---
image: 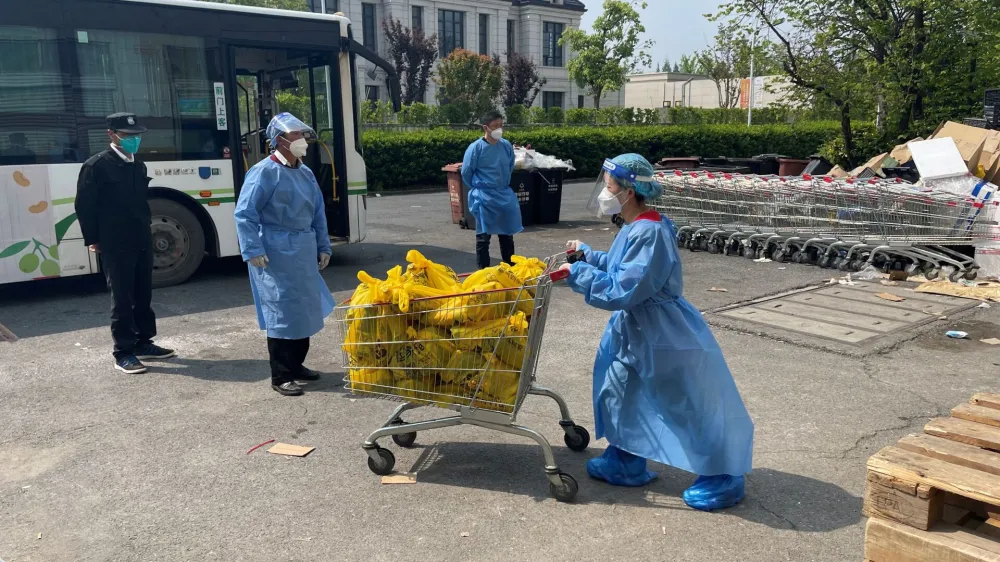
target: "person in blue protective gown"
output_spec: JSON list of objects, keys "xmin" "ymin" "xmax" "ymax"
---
[
  {"xmin": 462, "ymin": 110, "xmax": 523, "ymax": 269},
  {"xmin": 234, "ymin": 112, "xmax": 334, "ymax": 397},
  {"xmin": 557, "ymin": 153, "xmax": 755, "ymax": 511}
]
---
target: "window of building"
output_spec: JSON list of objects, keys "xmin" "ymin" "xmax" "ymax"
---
[
  {"xmin": 542, "ymin": 91, "xmax": 564, "ymax": 110},
  {"xmin": 506, "ymin": 20, "xmax": 515, "ymax": 55},
  {"xmin": 307, "ymin": 0, "xmax": 338, "ymax": 14},
  {"xmin": 542, "ymin": 21, "xmax": 564, "ymax": 67},
  {"xmin": 412, "ymin": 6, "xmax": 424, "ymax": 33},
  {"xmin": 438, "ymin": 10, "xmax": 465, "ymax": 57},
  {"xmin": 76, "ymin": 30, "xmax": 223, "ymax": 161},
  {"xmin": 479, "ymin": 14, "xmax": 489, "ymax": 54},
  {"xmin": 0, "ymin": 26, "xmax": 75, "ymax": 165},
  {"xmin": 578, "ymin": 95, "xmax": 585, "ymax": 109},
  {"xmin": 365, "ymin": 85, "xmax": 379, "ymax": 106},
  {"xmin": 362, "ymin": 3, "xmax": 377, "ymax": 51}
]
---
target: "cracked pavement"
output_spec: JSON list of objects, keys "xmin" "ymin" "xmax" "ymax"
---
[{"xmin": 1, "ymin": 181, "xmax": 998, "ymax": 562}]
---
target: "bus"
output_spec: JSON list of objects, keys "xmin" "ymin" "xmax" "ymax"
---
[{"xmin": 0, "ymin": 0, "xmax": 400, "ymax": 287}]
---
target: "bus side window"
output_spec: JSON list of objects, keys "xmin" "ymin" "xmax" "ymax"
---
[{"xmin": 0, "ymin": 26, "xmax": 78, "ymax": 165}]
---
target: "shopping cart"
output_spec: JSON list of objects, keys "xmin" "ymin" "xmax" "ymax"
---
[
  {"xmin": 651, "ymin": 170, "xmax": 1000, "ymax": 281},
  {"xmin": 332, "ymin": 252, "xmax": 590, "ymax": 502}
]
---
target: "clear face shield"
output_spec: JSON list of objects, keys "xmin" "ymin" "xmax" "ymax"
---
[
  {"xmin": 587, "ymin": 159, "xmax": 655, "ymax": 218},
  {"xmin": 267, "ymin": 112, "xmax": 317, "ymax": 149}
]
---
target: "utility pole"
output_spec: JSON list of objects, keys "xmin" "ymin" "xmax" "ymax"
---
[{"xmin": 747, "ymin": 29, "xmax": 757, "ymax": 127}]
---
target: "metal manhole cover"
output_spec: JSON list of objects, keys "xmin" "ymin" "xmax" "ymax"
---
[{"xmin": 714, "ymin": 282, "xmax": 981, "ymax": 345}]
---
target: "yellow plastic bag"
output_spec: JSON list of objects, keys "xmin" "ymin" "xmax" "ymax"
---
[
  {"xmin": 388, "ymin": 326, "xmax": 457, "ymax": 381},
  {"xmin": 347, "ymin": 368, "xmax": 393, "ymax": 394},
  {"xmin": 510, "ymin": 255, "xmax": 546, "ymax": 283},
  {"xmin": 463, "ymin": 353, "xmax": 520, "ymax": 406},
  {"xmin": 394, "ymin": 379, "xmax": 470, "ymax": 406},
  {"xmin": 405, "ymin": 249, "xmax": 459, "ymax": 290},
  {"xmin": 342, "ymin": 271, "xmax": 408, "ymax": 367},
  {"xmin": 425, "ymin": 282, "xmax": 502, "ymax": 327},
  {"xmin": 439, "ymin": 349, "xmax": 487, "ymax": 385},
  {"xmin": 451, "ymin": 312, "xmax": 529, "ymax": 358},
  {"xmin": 399, "ymin": 282, "xmax": 454, "ymax": 314}
]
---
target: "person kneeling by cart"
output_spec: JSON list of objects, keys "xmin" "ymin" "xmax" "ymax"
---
[{"xmin": 558, "ymin": 153, "xmax": 755, "ymax": 511}]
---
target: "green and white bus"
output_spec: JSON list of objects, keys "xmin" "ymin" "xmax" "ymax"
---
[{"xmin": 0, "ymin": 0, "xmax": 399, "ymax": 287}]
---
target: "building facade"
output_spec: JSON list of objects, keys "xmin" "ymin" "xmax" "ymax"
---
[
  {"xmin": 307, "ymin": 0, "xmax": 622, "ymax": 110},
  {"xmin": 624, "ymin": 71, "xmax": 794, "ymax": 111}
]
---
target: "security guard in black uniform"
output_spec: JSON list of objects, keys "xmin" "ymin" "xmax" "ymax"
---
[{"xmin": 75, "ymin": 113, "xmax": 175, "ymax": 374}]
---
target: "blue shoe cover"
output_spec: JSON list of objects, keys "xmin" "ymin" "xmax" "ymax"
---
[
  {"xmin": 683, "ymin": 475, "xmax": 745, "ymax": 511},
  {"xmin": 585, "ymin": 446, "xmax": 658, "ymax": 487}
]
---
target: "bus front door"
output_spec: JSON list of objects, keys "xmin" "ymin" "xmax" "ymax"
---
[{"xmin": 230, "ymin": 46, "xmax": 347, "ymax": 241}]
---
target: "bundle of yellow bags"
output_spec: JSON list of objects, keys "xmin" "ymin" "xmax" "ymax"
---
[{"xmin": 342, "ymin": 251, "xmax": 546, "ymax": 412}]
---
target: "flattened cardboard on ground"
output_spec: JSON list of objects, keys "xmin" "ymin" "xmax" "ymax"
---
[
  {"xmin": 267, "ymin": 443, "xmax": 315, "ymax": 457},
  {"xmin": 931, "ymin": 121, "xmax": 990, "ymax": 172},
  {"xmin": 381, "ymin": 473, "xmax": 418, "ymax": 485}
]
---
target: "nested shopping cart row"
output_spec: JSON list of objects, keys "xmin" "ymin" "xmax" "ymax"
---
[{"xmin": 651, "ymin": 170, "xmax": 999, "ymax": 282}]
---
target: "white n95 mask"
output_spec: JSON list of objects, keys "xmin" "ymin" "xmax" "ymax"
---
[
  {"xmin": 289, "ymin": 138, "xmax": 309, "ymax": 158},
  {"xmin": 597, "ymin": 187, "xmax": 624, "ymax": 216}
]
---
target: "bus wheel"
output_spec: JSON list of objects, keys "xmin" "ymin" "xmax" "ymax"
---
[{"xmin": 149, "ymin": 198, "xmax": 206, "ymax": 288}]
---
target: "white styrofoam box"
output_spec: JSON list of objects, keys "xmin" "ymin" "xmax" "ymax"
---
[{"xmin": 909, "ymin": 138, "xmax": 969, "ymax": 180}]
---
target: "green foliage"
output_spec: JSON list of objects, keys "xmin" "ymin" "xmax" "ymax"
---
[
  {"xmin": 435, "ymin": 50, "xmax": 504, "ymax": 125},
  {"xmin": 505, "ymin": 105, "xmax": 530, "ymax": 125},
  {"xmin": 361, "ymin": 122, "xmax": 843, "ymax": 190},
  {"xmin": 566, "ymin": 108, "xmax": 597, "ymax": 125},
  {"xmin": 529, "ymin": 106, "xmax": 548, "ymax": 124},
  {"xmin": 397, "ymin": 103, "xmax": 439, "ymax": 126},
  {"xmin": 361, "ymin": 100, "xmax": 394, "ymax": 124},
  {"xmin": 546, "ymin": 107, "xmax": 565, "ymax": 125},
  {"xmin": 817, "ymin": 123, "xmax": 881, "ymax": 169},
  {"xmin": 559, "ymin": 0, "xmax": 653, "ymax": 108}
]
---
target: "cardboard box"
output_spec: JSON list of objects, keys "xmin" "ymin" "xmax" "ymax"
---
[
  {"xmin": 850, "ymin": 153, "xmax": 889, "ymax": 177},
  {"xmin": 828, "ymin": 165, "xmax": 848, "ymax": 178},
  {"xmin": 930, "ymin": 121, "xmax": 989, "ymax": 172},
  {"xmin": 979, "ymin": 131, "xmax": 1000, "ymax": 182},
  {"xmin": 889, "ymin": 137, "xmax": 923, "ymax": 164}
]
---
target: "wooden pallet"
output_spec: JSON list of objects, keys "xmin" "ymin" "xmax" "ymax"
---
[{"xmin": 863, "ymin": 393, "xmax": 1000, "ymax": 562}]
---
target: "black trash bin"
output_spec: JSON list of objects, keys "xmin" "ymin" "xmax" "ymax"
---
[
  {"xmin": 461, "ymin": 171, "xmax": 538, "ymax": 230},
  {"xmin": 534, "ymin": 168, "xmax": 565, "ymax": 225},
  {"xmin": 754, "ymin": 154, "xmax": 785, "ymax": 175}
]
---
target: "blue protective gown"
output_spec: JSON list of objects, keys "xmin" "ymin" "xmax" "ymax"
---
[
  {"xmin": 234, "ymin": 156, "xmax": 335, "ymax": 340},
  {"xmin": 567, "ymin": 213, "xmax": 754, "ymax": 477},
  {"xmin": 461, "ymin": 138, "xmax": 523, "ymax": 236}
]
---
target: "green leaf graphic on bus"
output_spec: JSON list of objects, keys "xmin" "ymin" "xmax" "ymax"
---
[
  {"xmin": 0, "ymin": 240, "xmax": 30, "ymax": 259},
  {"xmin": 1, "ymin": 238, "xmax": 61, "ymax": 278}
]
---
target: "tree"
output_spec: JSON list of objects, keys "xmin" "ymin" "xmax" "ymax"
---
[
  {"xmin": 678, "ymin": 54, "xmax": 700, "ymax": 74},
  {"xmin": 502, "ymin": 52, "xmax": 548, "ymax": 108},
  {"xmin": 435, "ymin": 49, "xmax": 504, "ymax": 124},
  {"xmin": 559, "ymin": 0, "xmax": 653, "ymax": 108},
  {"xmin": 382, "ymin": 18, "xmax": 438, "ymax": 105},
  {"xmin": 697, "ymin": 22, "xmax": 782, "ymax": 108}
]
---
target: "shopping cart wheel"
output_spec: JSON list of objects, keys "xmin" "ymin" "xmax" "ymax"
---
[
  {"xmin": 924, "ymin": 267, "xmax": 940, "ymax": 280},
  {"xmin": 563, "ymin": 425, "xmax": 591, "ymax": 452},
  {"xmin": 948, "ymin": 269, "xmax": 964, "ymax": 283},
  {"xmin": 550, "ymin": 472, "xmax": 579, "ymax": 503},
  {"xmin": 459, "ymin": 219, "xmax": 468, "ymax": 230},
  {"xmin": 392, "ymin": 431, "xmax": 417, "ymax": 448},
  {"xmin": 367, "ymin": 447, "xmax": 396, "ymax": 476},
  {"xmin": 964, "ymin": 270, "xmax": 978, "ymax": 281},
  {"xmin": 743, "ymin": 245, "xmax": 756, "ymax": 259},
  {"xmin": 772, "ymin": 250, "xmax": 786, "ymax": 263}
]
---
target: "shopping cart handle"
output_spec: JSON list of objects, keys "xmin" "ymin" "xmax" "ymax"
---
[
  {"xmin": 566, "ymin": 249, "xmax": 585, "ymax": 264},
  {"xmin": 550, "ymin": 269, "xmax": 571, "ymax": 282}
]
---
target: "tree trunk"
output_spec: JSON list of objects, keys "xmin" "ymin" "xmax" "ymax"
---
[
  {"xmin": 840, "ymin": 103, "xmax": 856, "ymax": 168},
  {"xmin": 593, "ymin": 87, "xmax": 603, "ymax": 109},
  {"xmin": 898, "ymin": 4, "xmax": 926, "ymax": 134},
  {"xmin": 876, "ymin": 89, "xmax": 886, "ymax": 135}
]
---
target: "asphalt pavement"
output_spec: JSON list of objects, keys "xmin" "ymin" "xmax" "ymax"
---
[{"xmin": 1, "ymin": 180, "xmax": 997, "ymax": 562}]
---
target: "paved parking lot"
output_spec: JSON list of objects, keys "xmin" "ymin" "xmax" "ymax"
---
[{"xmin": 1, "ymin": 181, "xmax": 997, "ymax": 562}]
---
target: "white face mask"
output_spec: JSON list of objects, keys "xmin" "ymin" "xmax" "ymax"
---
[
  {"xmin": 288, "ymin": 138, "xmax": 309, "ymax": 158},
  {"xmin": 597, "ymin": 187, "xmax": 625, "ymax": 216},
  {"xmin": 489, "ymin": 127, "xmax": 503, "ymax": 141}
]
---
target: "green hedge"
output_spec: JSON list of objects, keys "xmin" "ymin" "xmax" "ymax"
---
[{"xmin": 360, "ymin": 122, "xmax": 844, "ymax": 191}]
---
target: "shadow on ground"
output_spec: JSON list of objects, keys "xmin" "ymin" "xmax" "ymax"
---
[
  {"xmin": 403, "ymin": 441, "xmax": 861, "ymax": 533},
  {"xmin": 0, "ymin": 244, "xmax": 478, "ymax": 339}
]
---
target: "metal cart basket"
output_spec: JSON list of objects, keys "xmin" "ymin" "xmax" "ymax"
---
[{"xmin": 332, "ymin": 253, "xmax": 589, "ymax": 502}]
